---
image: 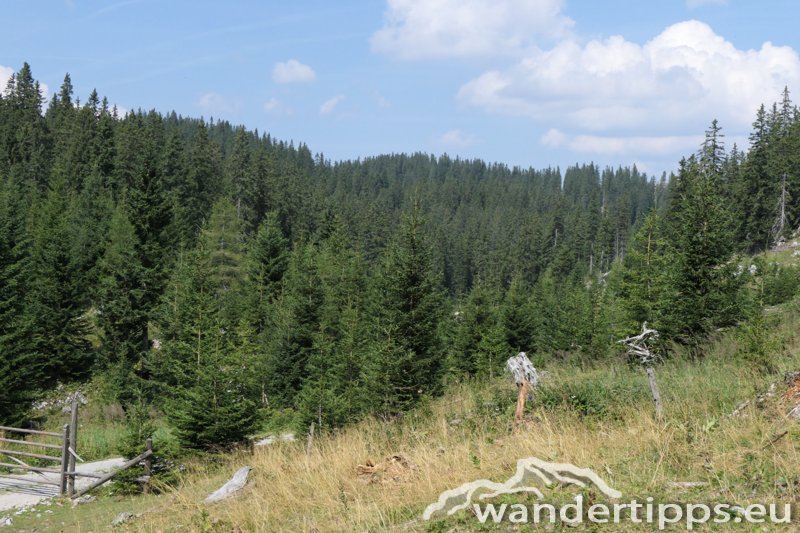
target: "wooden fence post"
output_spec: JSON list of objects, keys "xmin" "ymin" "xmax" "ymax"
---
[
  {"xmin": 71, "ymin": 448, "xmax": 153, "ymax": 499},
  {"xmin": 143, "ymin": 438, "xmax": 153, "ymax": 494},
  {"xmin": 645, "ymin": 367, "xmax": 663, "ymax": 420},
  {"xmin": 506, "ymin": 352, "xmax": 540, "ymax": 431},
  {"xmin": 59, "ymin": 424, "xmax": 70, "ymax": 496},
  {"xmin": 514, "ymin": 380, "xmax": 529, "ymax": 430},
  {"xmin": 67, "ymin": 398, "xmax": 78, "ymax": 496},
  {"xmin": 305, "ymin": 422, "xmax": 315, "ymax": 457}
]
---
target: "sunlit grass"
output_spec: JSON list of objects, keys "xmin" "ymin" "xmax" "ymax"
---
[{"xmin": 109, "ymin": 311, "xmax": 800, "ymax": 532}]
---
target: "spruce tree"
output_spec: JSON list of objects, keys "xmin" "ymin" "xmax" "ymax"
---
[
  {"xmin": 201, "ymin": 198, "xmax": 247, "ymax": 304},
  {"xmin": 663, "ymin": 150, "xmax": 744, "ymax": 338},
  {"xmin": 96, "ymin": 205, "xmax": 148, "ymax": 401},
  {"xmin": 225, "ymin": 127, "xmax": 256, "ymax": 229},
  {"xmin": 369, "ymin": 205, "xmax": 445, "ymax": 412},
  {"xmin": 247, "ymin": 210, "xmax": 289, "ymax": 331},
  {"xmin": 154, "ymin": 238, "xmax": 257, "ymax": 449},
  {"xmin": 173, "ymin": 120, "xmax": 219, "ymax": 244},
  {"xmin": 615, "ymin": 211, "xmax": 673, "ymax": 332},
  {"xmin": 263, "ymin": 241, "xmax": 323, "ymax": 407},
  {"xmin": 0, "ymin": 176, "xmax": 37, "ymax": 424},
  {"xmin": 502, "ymin": 272, "xmax": 534, "ymax": 353},
  {"xmin": 23, "ymin": 179, "xmax": 92, "ymax": 385},
  {"xmin": 445, "ymin": 281, "xmax": 504, "ymax": 378},
  {"xmin": 296, "ymin": 224, "xmax": 370, "ymax": 429},
  {"xmin": 2, "ymin": 64, "xmax": 50, "ymax": 191}
]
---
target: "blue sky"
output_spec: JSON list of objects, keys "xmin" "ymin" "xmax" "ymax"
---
[{"xmin": 3, "ymin": 0, "xmax": 800, "ymax": 177}]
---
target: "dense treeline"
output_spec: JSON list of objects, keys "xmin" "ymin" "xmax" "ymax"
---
[{"xmin": 1, "ymin": 64, "xmax": 797, "ymax": 449}]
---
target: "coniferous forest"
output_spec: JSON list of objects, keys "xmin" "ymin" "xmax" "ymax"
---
[{"xmin": 2, "ymin": 63, "xmax": 800, "ymax": 451}]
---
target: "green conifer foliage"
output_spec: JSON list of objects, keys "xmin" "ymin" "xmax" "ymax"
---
[
  {"xmin": 96, "ymin": 205, "xmax": 147, "ymax": 400},
  {"xmin": 369, "ymin": 205, "xmax": 445, "ymax": 412},
  {"xmin": 0, "ymin": 176, "xmax": 37, "ymax": 424}
]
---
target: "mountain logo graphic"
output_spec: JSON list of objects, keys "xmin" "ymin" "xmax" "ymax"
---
[{"xmin": 423, "ymin": 456, "xmax": 621, "ymax": 520}]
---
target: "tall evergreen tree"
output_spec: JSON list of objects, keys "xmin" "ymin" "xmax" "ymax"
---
[
  {"xmin": 1, "ymin": 64, "xmax": 50, "ymax": 192},
  {"xmin": 154, "ymin": 236, "xmax": 257, "ymax": 449},
  {"xmin": 23, "ymin": 179, "xmax": 92, "ymax": 385},
  {"xmin": 662, "ymin": 150, "xmax": 744, "ymax": 338},
  {"xmin": 502, "ymin": 272, "xmax": 534, "ymax": 353},
  {"xmin": 445, "ymin": 280, "xmax": 507, "ymax": 378},
  {"xmin": 614, "ymin": 211, "xmax": 673, "ymax": 332},
  {"xmin": 368, "ymin": 205, "xmax": 445, "ymax": 412},
  {"xmin": 173, "ymin": 120, "xmax": 220, "ymax": 244},
  {"xmin": 200, "ymin": 197, "xmax": 247, "ymax": 304},
  {"xmin": 296, "ymin": 224, "xmax": 370, "ymax": 429},
  {"xmin": 96, "ymin": 205, "xmax": 148, "ymax": 401},
  {"xmin": 0, "ymin": 176, "xmax": 36, "ymax": 424},
  {"xmin": 263, "ymin": 241, "xmax": 323, "ymax": 407}
]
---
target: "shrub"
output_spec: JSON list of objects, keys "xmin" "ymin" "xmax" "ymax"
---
[
  {"xmin": 536, "ymin": 376, "xmax": 648, "ymax": 419},
  {"xmin": 736, "ymin": 314, "xmax": 783, "ymax": 373},
  {"xmin": 761, "ymin": 263, "xmax": 800, "ymax": 306}
]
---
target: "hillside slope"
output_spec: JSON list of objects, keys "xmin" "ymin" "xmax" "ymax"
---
[{"xmin": 11, "ymin": 276, "xmax": 800, "ymax": 532}]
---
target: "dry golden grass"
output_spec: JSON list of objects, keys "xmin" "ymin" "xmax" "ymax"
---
[
  {"xmin": 121, "ymin": 342, "xmax": 800, "ymax": 532},
  {"xmin": 74, "ymin": 301, "xmax": 796, "ymax": 532}
]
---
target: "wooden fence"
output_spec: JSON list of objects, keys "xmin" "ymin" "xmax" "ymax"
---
[
  {"xmin": 0, "ymin": 422, "xmax": 74, "ymax": 495},
  {"xmin": 0, "ymin": 398, "xmax": 152, "ymax": 498}
]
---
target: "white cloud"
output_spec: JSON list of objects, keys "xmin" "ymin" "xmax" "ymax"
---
[
  {"xmin": 0, "ymin": 65, "xmax": 13, "ymax": 94},
  {"xmin": 272, "ymin": 59, "xmax": 316, "ymax": 84},
  {"xmin": 263, "ymin": 97, "xmax": 291, "ymax": 115},
  {"xmin": 376, "ymin": 94, "xmax": 391, "ymax": 109},
  {"xmin": 540, "ymin": 128, "xmax": 703, "ymax": 156},
  {"xmin": 263, "ymin": 97, "xmax": 280, "ymax": 112},
  {"xmin": 438, "ymin": 129, "xmax": 478, "ymax": 148},
  {"xmin": 197, "ymin": 92, "xmax": 240, "ymax": 115},
  {"xmin": 371, "ymin": 0, "xmax": 573, "ymax": 59},
  {"xmin": 686, "ymin": 0, "xmax": 727, "ymax": 8},
  {"xmin": 540, "ymin": 128, "xmax": 567, "ymax": 148},
  {"xmin": 319, "ymin": 95, "xmax": 344, "ymax": 115},
  {"xmin": 459, "ymin": 20, "xmax": 800, "ymax": 138}
]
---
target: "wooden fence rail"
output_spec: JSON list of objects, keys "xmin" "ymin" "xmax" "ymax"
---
[
  {"xmin": 1, "ymin": 399, "xmax": 153, "ymax": 497},
  {"xmin": 0, "ymin": 426, "xmax": 62, "ymax": 437},
  {"xmin": 0, "ymin": 423, "xmax": 67, "ymax": 492},
  {"xmin": 0, "ymin": 437, "xmax": 62, "ymax": 450},
  {"xmin": 71, "ymin": 442, "xmax": 153, "ymax": 499}
]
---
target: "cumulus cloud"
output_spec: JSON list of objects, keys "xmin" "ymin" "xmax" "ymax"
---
[
  {"xmin": 542, "ymin": 129, "xmax": 704, "ymax": 156},
  {"xmin": 438, "ymin": 129, "xmax": 478, "ymax": 148},
  {"xmin": 459, "ymin": 20, "xmax": 800, "ymax": 144},
  {"xmin": 263, "ymin": 97, "xmax": 294, "ymax": 116},
  {"xmin": 197, "ymin": 92, "xmax": 240, "ymax": 115},
  {"xmin": 272, "ymin": 59, "xmax": 316, "ymax": 84},
  {"xmin": 263, "ymin": 97, "xmax": 280, "ymax": 112},
  {"xmin": 540, "ymin": 128, "xmax": 567, "ymax": 148},
  {"xmin": 263, "ymin": 97, "xmax": 291, "ymax": 115},
  {"xmin": 371, "ymin": 0, "xmax": 573, "ymax": 59},
  {"xmin": 320, "ymin": 95, "xmax": 344, "ymax": 115},
  {"xmin": 0, "ymin": 65, "xmax": 13, "ymax": 94}
]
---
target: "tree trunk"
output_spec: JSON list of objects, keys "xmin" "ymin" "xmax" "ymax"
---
[
  {"xmin": 514, "ymin": 380, "xmax": 529, "ymax": 429},
  {"xmin": 646, "ymin": 367, "xmax": 663, "ymax": 420}
]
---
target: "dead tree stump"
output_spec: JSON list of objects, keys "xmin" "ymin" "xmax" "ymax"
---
[
  {"xmin": 619, "ymin": 323, "xmax": 663, "ymax": 420},
  {"xmin": 506, "ymin": 352, "xmax": 540, "ymax": 430}
]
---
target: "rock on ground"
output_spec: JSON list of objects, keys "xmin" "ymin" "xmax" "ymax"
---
[{"xmin": 205, "ymin": 467, "xmax": 252, "ymax": 503}]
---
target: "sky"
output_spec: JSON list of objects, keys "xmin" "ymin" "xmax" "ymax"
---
[{"xmin": 2, "ymin": 0, "xmax": 800, "ymax": 177}]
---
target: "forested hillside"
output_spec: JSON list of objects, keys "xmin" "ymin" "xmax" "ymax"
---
[{"xmin": 1, "ymin": 64, "xmax": 799, "ymax": 451}]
